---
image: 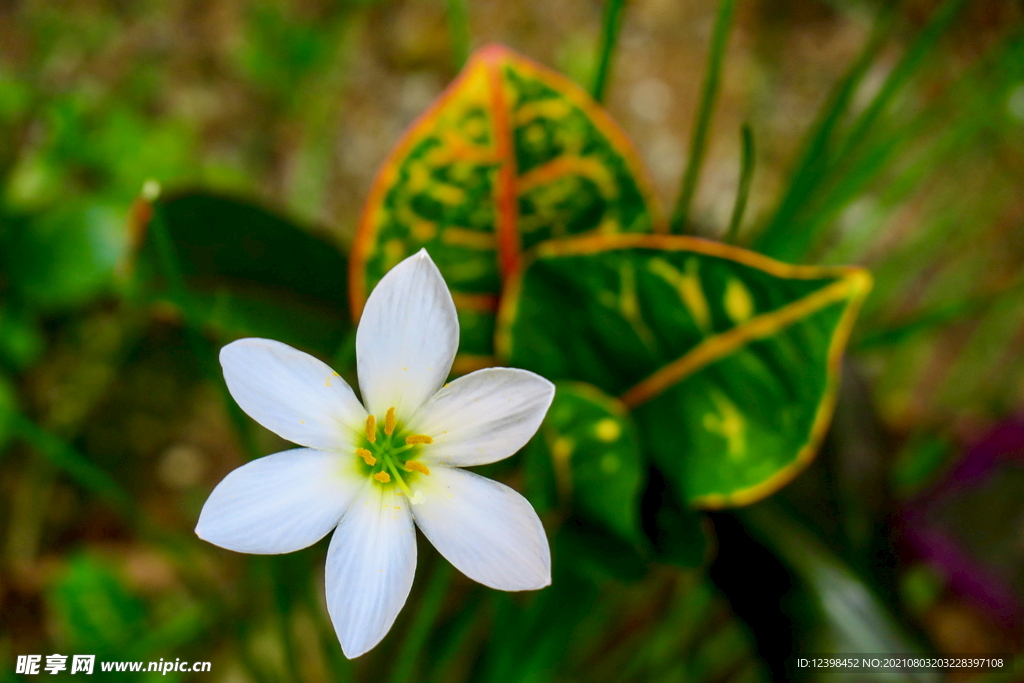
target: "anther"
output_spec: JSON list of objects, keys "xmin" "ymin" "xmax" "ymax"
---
[
  {"xmin": 384, "ymin": 407, "xmax": 396, "ymax": 436},
  {"xmin": 405, "ymin": 460, "xmax": 431, "ymax": 476},
  {"xmin": 365, "ymin": 415, "xmax": 377, "ymax": 443},
  {"xmin": 405, "ymin": 434, "xmax": 433, "ymax": 445},
  {"xmin": 356, "ymin": 448, "xmax": 376, "ymax": 466},
  {"xmin": 373, "ymin": 471, "xmax": 391, "ymax": 483}
]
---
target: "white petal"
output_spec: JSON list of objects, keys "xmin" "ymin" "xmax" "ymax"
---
[
  {"xmin": 325, "ymin": 483, "xmax": 417, "ymax": 658},
  {"xmin": 411, "ymin": 467, "xmax": 550, "ymax": 591},
  {"xmin": 195, "ymin": 448, "xmax": 363, "ymax": 554},
  {"xmin": 409, "ymin": 368, "xmax": 555, "ymax": 467},
  {"xmin": 220, "ymin": 338, "xmax": 367, "ymax": 451},
  {"xmin": 356, "ymin": 249, "xmax": 458, "ymax": 419}
]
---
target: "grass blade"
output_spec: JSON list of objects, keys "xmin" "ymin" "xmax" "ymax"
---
[
  {"xmin": 670, "ymin": 0, "xmax": 737, "ymax": 233},
  {"xmin": 591, "ymin": 0, "xmax": 627, "ymax": 103},
  {"xmin": 446, "ymin": 0, "xmax": 471, "ymax": 71},
  {"xmin": 752, "ymin": 7, "xmax": 895, "ymax": 259},
  {"xmin": 755, "ymin": 1, "xmax": 965, "ymax": 262},
  {"xmin": 725, "ymin": 123, "xmax": 754, "ymax": 244},
  {"xmin": 801, "ymin": 0, "xmax": 969, "ymax": 256},
  {"xmin": 8, "ymin": 411, "xmax": 135, "ymax": 518},
  {"xmin": 830, "ymin": 0, "xmax": 966, "ymax": 170},
  {"xmin": 743, "ymin": 502, "xmax": 932, "ymax": 671},
  {"xmin": 388, "ymin": 562, "xmax": 453, "ymax": 683}
]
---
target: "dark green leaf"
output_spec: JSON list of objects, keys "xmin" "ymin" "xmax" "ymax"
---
[
  {"xmin": 137, "ymin": 192, "xmax": 351, "ymax": 357},
  {"xmin": 557, "ymin": 517, "xmax": 648, "ymax": 583}
]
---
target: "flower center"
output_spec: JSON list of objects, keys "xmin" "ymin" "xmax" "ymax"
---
[{"xmin": 355, "ymin": 407, "xmax": 433, "ymax": 498}]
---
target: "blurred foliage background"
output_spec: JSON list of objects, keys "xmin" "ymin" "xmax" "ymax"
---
[{"xmin": 1, "ymin": 0, "xmax": 1023, "ymax": 681}]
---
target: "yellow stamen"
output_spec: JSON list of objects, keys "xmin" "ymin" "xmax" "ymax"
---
[
  {"xmin": 373, "ymin": 471, "xmax": 391, "ymax": 483},
  {"xmin": 365, "ymin": 415, "xmax": 377, "ymax": 443},
  {"xmin": 384, "ymin": 407, "xmax": 396, "ymax": 436},
  {"xmin": 405, "ymin": 434, "xmax": 434, "ymax": 445},
  {"xmin": 356, "ymin": 448, "xmax": 376, "ymax": 466},
  {"xmin": 405, "ymin": 460, "xmax": 431, "ymax": 476}
]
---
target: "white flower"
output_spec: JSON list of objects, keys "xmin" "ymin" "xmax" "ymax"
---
[{"xmin": 195, "ymin": 250, "xmax": 554, "ymax": 659}]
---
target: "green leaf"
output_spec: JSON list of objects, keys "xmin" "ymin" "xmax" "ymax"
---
[
  {"xmin": 0, "ymin": 304, "xmax": 43, "ymax": 369},
  {"xmin": 498, "ymin": 234, "xmax": 871, "ymax": 508},
  {"xmin": 136, "ymin": 192, "xmax": 351, "ymax": 357},
  {"xmin": 350, "ymin": 44, "xmax": 663, "ymax": 371},
  {"xmin": 525, "ymin": 382, "xmax": 644, "ymax": 542},
  {"xmin": 126, "ymin": 604, "xmax": 207, "ymax": 663},
  {"xmin": 48, "ymin": 554, "xmax": 148, "ymax": 656},
  {"xmin": 2, "ymin": 201, "xmax": 127, "ymax": 310}
]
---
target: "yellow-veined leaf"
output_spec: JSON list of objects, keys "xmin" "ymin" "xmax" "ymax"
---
[
  {"xmin": 497, "ymin": 234, "xmax": 871, "ymax": 508},
  {"xmin": 350, "ymin": 45, "xmax": 663, "ymax": 372},
  {"xmin": 523, "ymin": 382, "xmax": 645, "ymax": 543}
]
